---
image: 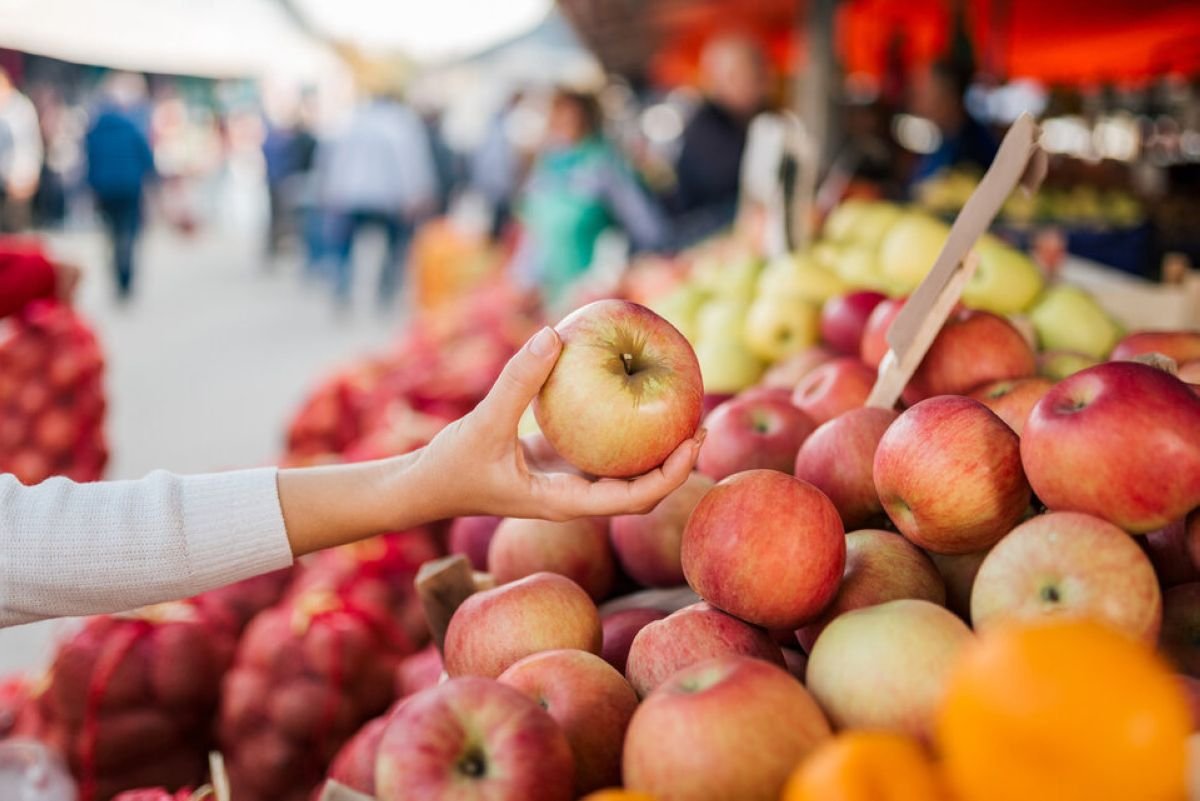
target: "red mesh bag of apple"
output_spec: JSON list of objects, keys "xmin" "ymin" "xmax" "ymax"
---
[
  {"xmin": 187, "ymin": 566, "xmax": 296, "ymax": 636},
  {"xmin": 18, "ymin": 603, "xmax": 238, "ymax": 801},
  {"xmin": 112, "ymin": 788, "xmax": 207, "ymax": 801},
  {"xmin": 283, "ymin": 362, "xmax": 386, "ymax": 464},
  {"xmin": 0, "ymin": 299, "xmax": 107, "ymax": 485}
]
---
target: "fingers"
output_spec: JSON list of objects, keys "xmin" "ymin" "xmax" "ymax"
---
[{"xmin": 477, "ymin": 327, "xmax": 562, "ymax": 431}]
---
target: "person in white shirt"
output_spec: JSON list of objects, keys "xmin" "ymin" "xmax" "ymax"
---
[
  {"xmin": 0, "ymin": 326, "xmax": 702, "ymax": 628},
  {"xmin": 0, "ymin": 67, "xmax": 43, "ymax": 232}
]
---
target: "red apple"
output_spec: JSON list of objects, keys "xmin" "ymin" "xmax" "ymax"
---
[
  {"xmin": 734, "ymin": 385, "xmax": 793, "ymax": 404},
  {"xmin": 969, "ymin": 376, "xmax": 1055, "ymax": 436},
  {"xmin": 624, "ymin": 601, "xmax": 784, "ymax": 697},
  {"xmin": 904, "ymin": 309, "xmax": 1036, "ymax": 403},
  {"xmin": 791, "ymin": 357, "xmax": 876, "ymax": 425},
  {"xmin": 623, "ymin": 656, "xmax": 831, "ymax": 801},
  {"xmin": 928, "ymin": 549, "xmax": 991, "ymax": 620},
  {"xmin": 499, "ymin": 649, "xmax": 638, "ymax": 794},
  {"xmin": 396, "ymin": 644, "xmax": 443, "ymax": 698},
  {"xmin": 793, "ymin": 407, "xmax": 898, "ymax": 529},
  {"xmin": 682, "ymin": 470, "xmax": 845, "ymax": 629},
  {"xmin": 1160, "ymin": 583, "xmax": 1200, "ymax": 678},
  {"xmin": 600, "ymin": 608, "xmax": 667, "ymax": 674},
  {"xmin": 796, "ymin": 529, "xmax": 946, "ymax": 652},
  {"xmin": 1021, "ymin": 361, "xmax": 1200, "ymax": 533},
  {"xmin": 444, "ymin": 572, "xmax": 602, "ymax": 679},
  {"xmin": 761, "ymin": 345, "xmax": 836, "ymax": 389},
  {"xmin": 31, "ymin": 406, "xmax": 80, "ymax": 455},
  {"xmin": 1179, "ymin": 360, "xmax": 1200, "ymax": 384},
  {"xmin": 610, "ymin": 473, "xmax": 713, "ymax": 587},
  {"xmin": 874, "ymin": 396, "xmax": 1030, "ymax": 554},
  {"xmin": 488, "ymin": 517, "xmax": 614, "ymax": 601},
  {"xmin": 971, "ymin": 512, "xmax": 1162, "ymax": 642},
  {"xmin": 821, "ymin": 291, "xmax": 888, "ymax": 355},
  {"xmin": 375, "ymin": 676, "xmax": 574, "ymax": 801},
  {"xmin": 1142, "ymin": 516, "xmax": 1200, "ymax": 588},
  {"xmin": 1111, "ymin": 331, "xmax": 1200, "ymax": 365},
  {"xmin": 860, "ymin": 297, "xmax": 906, "ymax": 369},
  {"xmin": 535, "ymin": 300, "xmax": 703, "ymax": 478},
  {"xmin": 448, "ymin": 516, "xmax": 501, "ymax": 571},
  {"xmin": 696, "ymin": 397, "xmax": 817, "ymax": 480}
]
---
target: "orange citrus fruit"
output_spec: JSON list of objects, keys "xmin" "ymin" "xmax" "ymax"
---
[
  {"xmin": 578, "ymin": 792, "xmax": 657, "ymax": 801},
  {"xmin": 937, "ymin": 619, "xmax": 1190, "ymax": 801},
  {"xmin": 781, "ymin": 730, "xmax": 948, "ymax": 801}
]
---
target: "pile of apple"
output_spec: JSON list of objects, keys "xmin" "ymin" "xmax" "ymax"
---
[
  {"xmin": 0, "ymin": 299, "xmax": 108, "ymax": 484},
  {"xmin": 310, "ymin": 297, "xmax": 1199, "ymax": 801}
]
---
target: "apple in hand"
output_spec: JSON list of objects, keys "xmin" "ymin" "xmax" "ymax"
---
[
  {"xmin": 601, "ymin": 608, "xmax": 667, "ymax": 674},
  {"xmin": 697, "ymin": 397, "xmax": 817, "ymax": 480},
  {"xmin": 1160, "ymin": 583, "xmax": 1200, "ymax": 678},
  {"xmin": 623, "ymin": 656, "xmax": 831, "ymax": 801},
  {"xmin": 904, "ymin": 309, "xmax": 1036, "ymax": 403},
  {"xmin": 488, "ymin": 517, "xmax": 615, "ymax": 601},
  {"xmin": 928, "ymin": 549, "xmax": 991, "ymax": 620},
  {"xmin": 611, "ymin": 473, "xmax": 713, "ymax": 587},
  {"xmin": 448, "ymin": 516, "xmax": 501, "ymax": 571},
  {"xmin": 375, "ymin": 676, "xmax": 574, "ymax": 801},
  {"xmin": 875, "ymin": 396, "xmax": 1030, "ymax": 554},
  {"xmin": 535, "ymin": 299, "xmax": 703, "ymax": 478},
  {"xmin": 1142, "ymin": 516, "xmax": 1200, "ymax": 589},
  {"xmin": 683, "ymin": 470, "xmax": 845, "ymax": 630},
  {"xmin": 796, "ymin": 529, "xmax": 946, "ymax": 651},
  {"xmin": 761, "ymin": 345, "xmax": 836, "ymax": 388},
  {"xmin": 1111, "ymin": 331, "xmax": 1200, "ymax": 365},
  {"xmin": 860, "ymin": 297, "xmax": 906, "ymax": 369},
  {"xmin": 1021, "ymin": 361, "xmax": 1200, "ymax": 533},
  {"xmin": 791, "ymin": 357, "xmax": 877, "ymax": 425},
  {"xmin": 499, "ymin": 649, "xmax": 639, "ymax": 794},
  {"xmin": 444, "ymin": 572, "xmax": 602, "ymax": 678},
  {"xmin": 624, "ymin": 601, "xmax": 784, "ymax": 697},
  {"xmin": 793, "ymin": 407, "xmax": 898, "ymax": 529},
  {"xmin": 806, "ymin": 599, "xmax": 972, "ymax": 739},
  {"xmin": 971, "ymin": 512, "xmax": 1162, "ymax": 642},
  {"xmin": 820, "ymin": 291, "xmax": 887, "ymax": 355},
  {"xmin": 969, "ymin": 377, "xmax": 1054, "ymax": 436}
]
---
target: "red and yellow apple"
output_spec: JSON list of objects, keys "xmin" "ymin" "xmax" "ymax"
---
[
  {"xmin": 448, "ymin": 516, "xmax": 502, "ymax": 571},
  {"xmin": 820, "ymin": 291, "xmax": 888, "ymax": 356},
  {"xmin": 860, "ymin": 298, "xmax": 906, "ymax": 369},
  {"xmin": 760, "ymin": 345, "xmax": 836, "ymax": 389},
  {"xmin": 610, "ymin": 473, "xmax": 713, "ymax": 588},
  {"xmin": 791, "ymin": 357, "xmax": 877, "ymax": 425},
  {"xmin": 1111, "ymin": 331, "xmax": 1200, "ymax": 365},
  {"xmin": 969, "ymin": 376, "xmax": 1055, "ymax": 436},
  {"xmin": 793, "ymin": 407, "xmax": 898, "ymax": 529},
  {"xmin": 600, "ymin": 608, "xmax": 667, "ymax": 674},
  {"xmin": 697, "ymin": 397, "xmax": 816, "ymax": 480},
  {"xmin": 488, "ymin": 517, "xmax": 614, "ymax": 601},
  {"xmin": 929, "ymin": 548, "xmax": 991, "ymax": 620},
  {"xmin": 904, "ymin": 309, "xmax": 1036, "ymax": 403}
]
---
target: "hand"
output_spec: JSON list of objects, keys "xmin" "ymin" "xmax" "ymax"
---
[{"xmin": 412, "ymin": 326, "xmax": 704, "ymax": 521}]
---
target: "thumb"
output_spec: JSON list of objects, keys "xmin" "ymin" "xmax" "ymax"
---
[{"xmin": 479, "ymin": 327, "xmax": 562, "ymax": 430}]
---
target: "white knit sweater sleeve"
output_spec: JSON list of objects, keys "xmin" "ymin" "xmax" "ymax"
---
[{"xmin": 0, "ymin": 468, "xmax": 294, "ymax": 628}]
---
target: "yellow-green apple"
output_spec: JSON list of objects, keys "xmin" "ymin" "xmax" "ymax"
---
[
  {"xmin": 823, "ymin": 199, "xmax": 872, "ymax": 242},
  {"xmin": 904, "ymin": 309, "xmax": 1036, "ymax": 403},
  {"xmin": 624, "ymin": 601, "xmax": 784, "ymax": 697},
  {"xmin": 695, "ymin": 338, "xmax": 764, "ymax": 394},
  {"xmin": 791, "ymin": 357, "xmax": 877, "ymax": 425},
  {"xmin": 761, "ymin": 345, "xmax": 836, "ymax": 388},
  {"xmin": 535, "ymin": 299, "xmax": 703, "ymax": 478},
  {"xmin": 757, "ymin": 252, "xmax": 848, "ymax": 304},
  {"xmin": 1029, "ymin": 284, "xmax": 1123, "ymax": 359},
  {"xmin": 874, "ymin": 396, "xmax": 1031, "ymax": 554},
  {"xmin": 971, "ymin": 512, "xmax": 1162, "ymax": 642},
  {"xmin": 806, "ymin": 599, "xmax": 973, "ymax": 738},
  {"xmin": 488, "ymin": 517, "xmax": 614, "ymax": 601},
  {"xmin": 707, "ymin": 255, "xmax": 761, "ymax": 302},
  {"xmin": 600, "ymin": 608, "xmax": 667, "ymax": 674},
  {"xmin": 743, "ymin": 294, "xmax": 820, "ymax": 362},
  {"xmin": 796, "ymin": 529, "xmax": 946, "ymax": 651},
  {"xmin": 1160, "ymin": 583, "xmax": 1200, "ymax": 677},
  {"xmin": 696, "ymin": 297, "xmax": 749, "ymax": 342},
  {"xmin": 498, "ymin": 649, "xmax": 639, "ymax": 794},
  {"xmin": 623, "ymin": 656, "xmax": 831, "ymax": 801},
  {"xmin": 610, "ymin": 473, "xmax": 714, "ymax": 587},
  {"xmin": 811, "ymin": 240, "xmax": 842, "ymax": 270},
  {"xmin": 1038, "ymin": 349, "xmax": 1101, "ymax": 380},
  {"xmin": 831, "ymin": 244, "xmax": 891, "ymax": 291},
  {"xmin": 682, "ymin": 470, "xmax": 845, "ymax": 629},
  {"xmin": 444, "ymin": 572, "xmax": 602, "ymax": 678},
  {"xmin": 969, "ymin": 376, "xmax": 1055, "ymax": 436},
  {"xmin": 878, "ymin": 213, "xmax": 951, "ymax": 293},
  {"xmin": 650, "ymin": 284, "xmax": 709, "ymax": 343},
  {"xmin": 375, "ymin": 676, "xmax": 574, "ymax": 801},
  {"xmin": 820, "ymin": 291, "xmax": 888, "ymax": 355},
  {"xmin": 1142, "ymin": 516, "xmax": 1200, "ymax": 588},
  {"xmin": 1180, "ymin": 360, "xmax": 1200, "ymax": 384},
  {"xmin": 929, "ymin": 549, "xmax": 991, "ymax": 620},
  {"xmin": 1111, "ymin": 331, "xmax": 1200, "ymax": 365},
  {"xmin": 825, "ymin": 200, "xmax": 903, "ymax": 245},
  {"xmin": 962, "ymin": 236, "xmax": 1045, "ymax": 315},
  {"xmin": 448, "ymin": 516, "xmax": 501, "ymax": 571},
  {"xmin": 1020, "ymin": 362, "xmax": 1200, "ymax": 533},
  {"xmin": 697, "ymin": 397, "xmax": 817, "ymax": 481},
  {"xmin": 860, "ymin": 297, "xmax": 906, "ymax": 369},
  {"xmin": 793, "ymin": 407, "xmax": 898, "ymax": 529}
]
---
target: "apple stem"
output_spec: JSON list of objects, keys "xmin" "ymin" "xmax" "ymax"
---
[{"xmin": 622, "ymin": 353, "xmax": 635, "ymax": 375}]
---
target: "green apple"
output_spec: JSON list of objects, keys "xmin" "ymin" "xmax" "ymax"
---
[
  {"xmin": 830, "ymin": 244, "xmax": 891, "ymax": 293},
  {"xmin": 1029, "ymin": 285, "xmax": 1123, "ymax": 359},
  {"xmin": 697, "ymin": 255, "xmax": 762, "ymax": 304},
  {"xmin": 825, "ymin": 200, "xmax": 903, "ymax": 246},
  {"xmin": 961, "ymin": 236, "xmax": 1045, "ymax": 315},
  {"xmin": 878, "ymin": 212, "xmax": 951, "ymax": 294},
  {"xmin": 743, "ymin": 294, "xmax": 820, "ymax": 362},
  {"xmin": 822, "ymin": 199, "xmax": 872, "ymax": 242},
  {"xmin": 1037, "ymin": 349, "xmax": 1101, "ymax": 380},
  {"xmin": 695, "ymin": 339, "xmax": 764, "ymax": 394},
  {"xmin": 811, "ymin": 241, "xmax": 842, "ymax": 272},
  {"xmin": 757, "ymin": 253, "xmax": 848, "ymax": 304},
  {"xmin": 651, "ymin": 284, "xmax": 709, "ymax": 343},
  {"xmin": 697, "ymin": 298, "xmax": 751, "ymax": 345}
]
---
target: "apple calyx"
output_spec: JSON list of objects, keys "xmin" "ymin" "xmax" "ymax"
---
[
  {"xmin": 457, "ymin": 746, "xmax": 488, "ymax": 779},
  {"xmin": 1039, "ymin": 584, "xmax": 1062, "ymax": 604}
]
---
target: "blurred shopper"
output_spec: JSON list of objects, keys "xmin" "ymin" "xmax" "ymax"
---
[
  {"xmin": 515, "ymin": 89, "xmax": 667, "ymax": 307},
  {"xmin": 0, "ymin": 67, "xmax": 43, "ymax": 232},
  {"xmin": 316, "ymin": 93, "xmax": 437, "ymax": 307},
  {"xmin": 669, "ymin": 34, "xmax": 768, "ymax": 242},
  {"xmin": 421, "ymin": 106, "xmax": 458, "ymax": 215},
  {"xmin": 262, "ymin": 102, "xmax": 318, "ymax": 258},
  {"xmin": 471, "ymin": 91, "xmax": 526, "ymax": 239},
  {"xmin": 909, "ymin": 60, "xmax": 999, "ymax": 184},
  {"xmin": 85, "ymin": 73, "xmax": 155, "ymax": 301}
]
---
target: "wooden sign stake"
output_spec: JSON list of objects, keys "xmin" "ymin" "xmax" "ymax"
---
[{"xmin": 416, "ymin": 555, "xmax": 484, "ymax": 654}]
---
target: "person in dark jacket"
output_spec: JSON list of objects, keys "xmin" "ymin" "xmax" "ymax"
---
[{"xmin": 85, "ymin": 73, "xmax": 155, "ymax": 301}]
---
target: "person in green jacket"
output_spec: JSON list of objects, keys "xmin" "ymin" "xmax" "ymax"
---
[{"xmin": 515, "ymin": 89, "xmax": 667, "ymax": 306}]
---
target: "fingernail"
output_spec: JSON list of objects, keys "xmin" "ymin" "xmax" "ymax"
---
[{"xmin": 529, "ymin": 326, "xmax": 557, "ymax": 357}]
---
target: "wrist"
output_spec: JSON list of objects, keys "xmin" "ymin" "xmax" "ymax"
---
[{"xmin": 374, "ymin": 448, "xmax": 454, "ymax": 530}]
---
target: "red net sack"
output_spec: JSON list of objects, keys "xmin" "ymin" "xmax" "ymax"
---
[
  {"xmin": 0, "ymin": 299, "xmax": 107, "ymax": 484},
  {"xmin": 318, "ymin": 707, "xmax": 392, "ymax": 799},
  {"xmin": 188, "ymin": 566, "xmax": 296, "ymax": 637},
  {"xmin": 112, "ymin": 789, "xmax": 203, "ymax": 801}
]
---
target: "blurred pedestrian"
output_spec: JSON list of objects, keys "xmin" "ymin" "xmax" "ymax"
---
[
  {"xmin": 669, "ymin": 34, "xmax": 768, "ymax": 243},
  {"xmin": 85, "ymin": 73, "xmax": 155, "ymax": 302},
  {"xmin": 315, "ymin": 92, "xmax": 437, "ymax": 307},
  {"xmin": 0, "ymin": 67, "xmax": 43, "ymax": 232},
  {"xmin": 514, "ymin": 89, "xmax": 667, "ymax": 307},
  {"xmin": 908, "ymin": 59, "xmax": 998, "ymax": 184},
  {"xmin": 471, "ymin": 91, "xmax": 526, "ymax": 239},
  {"xmin": 262, "ymin": 98, "xmax": 317, "ymax": 259}
]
